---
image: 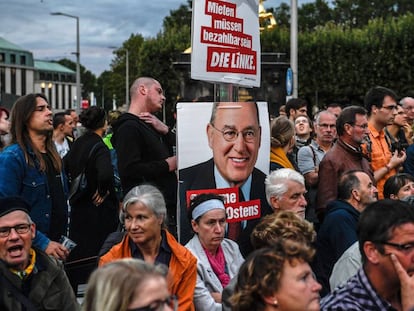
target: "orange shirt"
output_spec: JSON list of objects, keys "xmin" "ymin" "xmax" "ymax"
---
[{"xmin": 367, "ymin": 123, "xmax": 394, "ymax": 199}]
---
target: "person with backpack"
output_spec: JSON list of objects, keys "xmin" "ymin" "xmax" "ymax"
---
[
  {"xmin": 297, "ymin": 110, "xmax": 336, "ymax": 224},
  {"xmin": 64, "ymin": 106, "xmax": 119, "ymax": 262}
]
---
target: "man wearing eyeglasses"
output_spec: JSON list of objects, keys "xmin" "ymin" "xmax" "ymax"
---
[
  {"xmin": 178, "ymin": 102, "xmax": 272, "ymax": 255},
  {"xmin": 364, "ymin": 86, "xmax": 406, "ymax": 199},
  {"xmin": 401, "ymin": 97, "xmax": 414, "ymax": 127},
  {"xmin": 321, "ymin": 199, "xmax": 414, "ymax": 311},
  {"xmin": 317, "ymin": 106, "xmax": 375, "ymax": 220},
  {"xmin": 297, "ymin": 110, "xmax": 337, "ymax": 223},
  {"xmin": 0, "ymin": 196, "xmax": 79, "ymax": 311}
]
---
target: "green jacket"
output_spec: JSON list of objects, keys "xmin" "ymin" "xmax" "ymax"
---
[{"xmin": 0, "ymin": 248, "xmax": 80, "ymax": 311}]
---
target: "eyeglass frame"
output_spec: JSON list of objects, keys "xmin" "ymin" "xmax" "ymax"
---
[
  {"xmin": 127, "ymin": 295, "xmax": 178, "ymax": 311},
  {"xmin": 209, "ymin": 123, "xmax": 260, "ymax": 143},
  {"xmin": 0, "ymin": 223, "xmax": 32, "ymax": 238},
  {"xmin": 376, "ymin": 241, "xmax": 414, "ymax": 254},
  {"xmin": 346, "ymin": 122, "xmax": 369, "ymax": 130},
  {"xmin": 403, "ymin": 105, "xmax": 414, "ymax": 111},
  {"xmin": 381, "ymin": 104, "xmax": 398, "ymax": 111}
]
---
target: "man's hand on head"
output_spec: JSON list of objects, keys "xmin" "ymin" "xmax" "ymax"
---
[
  {"xmin": 138, "ymin": 112, "xmax": 169, "ymax": 134},
  {"xmin": 45, "ymin": 241, "xmax": 69, "ymax": 261},
  {"xmin": 391, "ymin": 253, "xmax": 414, "ymax": 311}
]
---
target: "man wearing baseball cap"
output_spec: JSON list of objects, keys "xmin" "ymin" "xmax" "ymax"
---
[{"xmin": 0, "ymin": 196, "xmax": 79, "ymax": 311}]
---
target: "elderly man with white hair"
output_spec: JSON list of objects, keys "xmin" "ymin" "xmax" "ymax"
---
[{"xmin": 265, "ymin": 168, "xmax": 307, "ymax": 218}]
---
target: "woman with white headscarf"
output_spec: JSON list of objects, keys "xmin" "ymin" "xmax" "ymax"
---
[{"xmin": 185, "ymin": 193, "xmax": 244, "ymax": 311}]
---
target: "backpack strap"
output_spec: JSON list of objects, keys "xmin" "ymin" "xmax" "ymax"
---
[
  {"xmin": 86, "ymin": 142, "xmax": 102, "ymax": 162},
  {"xmin": 309, "ymin": 144, "xmax": 317, "ymax": 167}
]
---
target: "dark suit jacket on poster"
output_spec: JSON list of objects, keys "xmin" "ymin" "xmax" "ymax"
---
[{"xmin": 178, "ymin": 158, "xmax": 272, "ymax": 256}]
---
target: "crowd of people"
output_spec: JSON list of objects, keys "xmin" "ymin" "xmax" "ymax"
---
[{"xmin": 2, "ymin": 80, "xmax": 414, "ymax": 311}]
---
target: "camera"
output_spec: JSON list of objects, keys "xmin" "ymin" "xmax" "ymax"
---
[{"xmin": 390, "ymin": 141, "xmax": 408, "ymax": 153}]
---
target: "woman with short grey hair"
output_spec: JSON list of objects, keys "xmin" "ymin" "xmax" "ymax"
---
[
  {"xmin": 99, "ymin": 184, "xmax": 197, "ymax": 311},
  {"xmin": 120, "ymin": 184, "xmax": 167, "ymax": 225}
]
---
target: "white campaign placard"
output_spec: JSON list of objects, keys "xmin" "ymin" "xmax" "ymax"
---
[{"xmin": 191, "ymin": 0, "xmax": 261, "ymax": 87}]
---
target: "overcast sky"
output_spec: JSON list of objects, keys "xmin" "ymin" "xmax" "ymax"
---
[{"xmin": 0, "ymin": 0, "xmax": 294, "ymax": 76}]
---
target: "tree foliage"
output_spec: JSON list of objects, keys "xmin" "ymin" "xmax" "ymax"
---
[
  {"xmin": 272, "ymin": 0, "xmax": 414, "ymax": 30},
  {"xmin": 57, "ymin": 58, "xmax": 97, "ymax": 100},
  {"xmin": 97, "ymin": 1, "xmax": 191, "ymax": 125},
  {"xmin": 262, "ymin": 13, "xmax": 414, "ymax": 107},
  {"xmin": 299, "ymin": 0, "xmax": 333, "ymax": 31},
  {"xmin": 94, "ymin": 0, "xmax": 414, "ymax": 114},
  {"xmin": 332, "ymin": 0, "xmax": 414, "ymax": 28}
]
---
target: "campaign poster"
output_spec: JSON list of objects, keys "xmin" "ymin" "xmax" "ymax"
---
[
  {"xmin": 191, "ymin": 0, "xmax": 261, "ymax": 87},
  {"xmin": 177, "ymin": 102, "xmax": 270, "ymax": 243}
]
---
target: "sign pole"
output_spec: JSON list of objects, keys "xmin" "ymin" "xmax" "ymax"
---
[{"xmin": 215, "ymin": 83, "xmax": 239, "ymax": 102}]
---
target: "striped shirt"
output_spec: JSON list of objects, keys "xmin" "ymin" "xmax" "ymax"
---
[{"xmin": 321, "ymin": 268, "xmax": 397, "ymax": 311}]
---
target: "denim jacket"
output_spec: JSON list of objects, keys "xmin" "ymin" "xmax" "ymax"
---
[{"xmin": 0, "ymin": 143, "xmax": 69, "ymax": 250}]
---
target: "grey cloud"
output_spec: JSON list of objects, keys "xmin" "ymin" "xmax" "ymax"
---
[{"xmin": 0, "ymin": 0, "xmax": 185, "ymax": 75}]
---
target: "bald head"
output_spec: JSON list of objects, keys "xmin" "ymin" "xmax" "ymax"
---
[
  {"xmin": 128, "ymin": 77, "xmax": 165, "ymax": 114},
  {"xmin": 130, "ymin": 77, "xmax": 157, "ymax": 100}
]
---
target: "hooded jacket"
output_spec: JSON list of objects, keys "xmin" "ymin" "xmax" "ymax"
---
[
  {"xmin": 111, "ymin": 113, "xmax": 176, "ymax": 204},
  {"xmin": 314, "ymin": 199, "xmax": 360, "ymax": 295}
]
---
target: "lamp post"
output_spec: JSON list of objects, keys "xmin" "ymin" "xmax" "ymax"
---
[
  {"xmin": 108, "ymin": 46, "xmax": 129, "ymax": 107},
  {"xmin": 290, "ymin": 0, "xmax": 298, "ymax": 97},
  {"xmin": 50, "ymin": 12, "xmax": 81, "ymax": 113}
]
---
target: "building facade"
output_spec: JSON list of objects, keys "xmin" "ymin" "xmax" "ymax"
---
[{"xmin": 0, "ymin": 37, "xmax": 78, "ymax": 111}]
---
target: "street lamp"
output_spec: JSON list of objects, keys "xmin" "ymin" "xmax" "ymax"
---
[
  {"xmin": 50, "ymin": 12, "xmax": 81, "ymax": 113},
  {"xmin": 290, "ymin": 0, "xmax": 298, "ymax": 97},
  {"xmin": 108, "ymin": 46, "xmax": 129, "ymax": 107}
]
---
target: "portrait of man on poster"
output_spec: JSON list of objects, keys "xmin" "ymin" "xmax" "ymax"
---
[{"xmin": 178, "ymin": 102, "xmax": 271, "ymax": 255}]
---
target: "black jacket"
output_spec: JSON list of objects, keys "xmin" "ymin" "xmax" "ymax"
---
[
  {"xmin": 63, "ymin": 131, "xmax": 119, "ymax": 261},
  {"xmin": 178, "ymin": 158, "xmax": 272, "ymax": 256},
  {"xmin": 111, "ymin": 113, "xmax": 177, "ymax": 207},
  {"xmin": 314, "ymin": 199, "xmax": 360, "ymax": 296},
  {"xmin": 64, "ymin": 132, "xmax": 117, "ymax": 204}
]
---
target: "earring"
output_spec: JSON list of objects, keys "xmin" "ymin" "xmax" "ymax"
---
[{"xmin": 273, "ymin": 299, "xmax": 278, "ymax": 307}]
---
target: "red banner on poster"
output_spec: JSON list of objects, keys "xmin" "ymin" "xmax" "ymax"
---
[{"xmin": 186, "ymin": 187, "xmax": 261, "ymax": 222}]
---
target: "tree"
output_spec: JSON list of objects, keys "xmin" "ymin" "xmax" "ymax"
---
[
  {"xmin": 98, "ymin": 1, "xmax": 191, "ymax": 118},
  {"xmin": 57, "ymin": 58, "xmax": 97, "ymax": 99},
  {"xmin": 332, "ymin": 0, "xmax": 414, "ymax": 28},
  {"xmin": 273, "ymin": 2, "xmax": 290, "ymax": 28},
  {"xmin": 95, "ymin": 70, "xmax": 117, "ymax": 111},
  {"xmin": 162, "ymin": 0, "xmax": 192, "ymax": 33},
  {"xmin": 299, "ymin": 0, "xmax": 333, "ymax": 31},
  {"xmin": 108, "ymin": 34, "xmax": 145, "ymax": 108},
  {"xmin": 260, "ymin": 11, "xmax": 414, "ymax": 108},
  {"xmin": 97, "ymin": 0, "xmax": 414, "ymax": 114}
]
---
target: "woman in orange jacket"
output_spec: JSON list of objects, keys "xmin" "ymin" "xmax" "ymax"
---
[{"xmin": 99, "ymin": 184, "xmax": 197, "ymax": 311}]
